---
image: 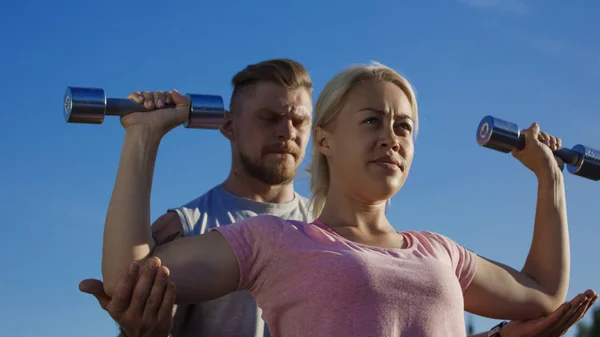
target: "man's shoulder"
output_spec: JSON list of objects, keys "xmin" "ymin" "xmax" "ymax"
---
[
  {"xmin": 293, "ymin": 193, "xmax": 314, "ymax": 222},
  {"xmin": 176, "ymin": 185, "xmax": 224, "ymax": 209},
  {"xmin": 167, "ymin": 185, "xmax": 235, "ymax": 236}
]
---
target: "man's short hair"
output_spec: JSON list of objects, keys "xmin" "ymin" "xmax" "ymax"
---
[{"xmin": 230, "ymin": 58, "xmax": 313, "ymax": 112}]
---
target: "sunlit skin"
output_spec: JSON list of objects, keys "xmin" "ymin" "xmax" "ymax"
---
[
  {"xmin": 98, "ymin": 69, "xmax": 577, "ymax": 336},
  {"xmin": 315, "ymin": 79, "xmax": 414, "ymax": 249}
]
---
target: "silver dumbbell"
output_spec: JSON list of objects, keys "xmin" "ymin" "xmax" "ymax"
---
[
  {"xmin": 476, "ymin": 115, "xmax": 600, "ymax": 181},
  {"xmin": 63, "ymin": 86, "xmax": 224, "ymax": 129}
]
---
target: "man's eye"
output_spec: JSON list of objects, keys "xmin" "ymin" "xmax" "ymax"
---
[
  {"xmin": 263, "ymin": 116, "xmax": 279, "ymax": 122},
  {"xmin": 363, "ymin": 117, "xmax": 380, "ymax": 125}
]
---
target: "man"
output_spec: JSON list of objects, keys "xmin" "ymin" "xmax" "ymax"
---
[
  {"xmin": 92, "ymin": 58, "xmax": 313, "ymax": 337},
  {"xmin": 80, "ymin": 58, "xmax": 597, "ymax": 337}
]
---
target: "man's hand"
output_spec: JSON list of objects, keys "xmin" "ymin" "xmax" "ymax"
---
[
  {"xmin": 79, "ymin": 257, "xmax": 176, "ymax": 337},
  {"xmin": 500, "ymin": 289, "xmax": 597, "ymax": 337}
]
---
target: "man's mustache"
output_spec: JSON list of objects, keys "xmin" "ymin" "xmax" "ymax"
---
[{"xmin": 262, "ymin": 144, "xmax": 300, "ymax": 156}]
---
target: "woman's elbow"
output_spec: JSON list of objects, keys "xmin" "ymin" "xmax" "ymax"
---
[
  {"xmin": 101, "ymin": 257, "xmax": 151, "ymax": 298},
  {"xmin": 101, "ymin": 267, "xmax": 125, "ymax": 299},
  {"xmin": 534, "ymin": 293, "xmax": 566, "ymax": 316},
  {"xmin": 102, "ymin": 280, "xmax": 117, "ymax": 299}
]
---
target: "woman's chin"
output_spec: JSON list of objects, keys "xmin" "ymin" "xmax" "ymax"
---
[
  {"xmin": 361, "ymin": 181, "xmax": 403, "ymax": 202},
  {"xmin": 374, "ymin": 176, "xmax": 404, "ymax": 193}
]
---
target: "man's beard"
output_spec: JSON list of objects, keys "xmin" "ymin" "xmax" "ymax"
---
[{"xmin": 238, "ymin": 147, "xmax": 299, "ymax": 185}]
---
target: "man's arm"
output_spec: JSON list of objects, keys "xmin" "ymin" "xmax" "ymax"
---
[{"xmin": 151, "ymin": 211, "xmax": 185, "ymax": 246}]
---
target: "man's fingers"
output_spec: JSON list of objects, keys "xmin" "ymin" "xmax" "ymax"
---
[
  {"xmin": 79, "ymin": 278, "xmax": 111, "ymax": 310},
  {"xmin": 559, "ymin": 294, "xmax": 597, "ymax": 334},
  {"xmin": 544, "ymin": 292, "xmax": 588, "ymax": 336},
  {"xmin": 157, "ymin": 282, "xmax": 177, "ymax": 323},
  {"xmin": 563, "ymin": 298, "xmax": 592, "ymax": 328},
  {"xmin": 106, "ymin": 263, "xmax": 140, "ymax": 316},
  {"xmin": 142, "ymin": 265, "xmax": 170, "ymax": 321},
  {"xmin": 550, "ymin": 299, "xmax": 585, "ymax": 335},
  {"xmin": 581, "ymin": 289, "xmax": 598, "ymax": 305},
  {"xmin": 128, "ymin": 257, "xmax": 161, "ymax": 317}
]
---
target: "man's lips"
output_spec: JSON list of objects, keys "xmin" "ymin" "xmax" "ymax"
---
[{"xmin": 266, "ymin": 150, "xmax": 297, "ymax": 158}]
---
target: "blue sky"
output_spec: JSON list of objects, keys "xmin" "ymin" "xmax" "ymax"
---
[{"xmin": 1, "ymin": 0, "xmax": 598, "ymax": 336}]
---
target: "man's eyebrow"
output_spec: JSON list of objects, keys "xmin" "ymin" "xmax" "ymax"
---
[
  {"xmin": 260, "ymin": 108, "xmax": 311, "ymax": 119},
  {"xmin": 358, "ymin": 107, "xmax": 413, "ymax": 120}
]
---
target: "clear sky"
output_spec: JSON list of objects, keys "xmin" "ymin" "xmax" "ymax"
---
[{"xmin": 1, "ymin": 0, "xmax": 598, "ymax": 336}]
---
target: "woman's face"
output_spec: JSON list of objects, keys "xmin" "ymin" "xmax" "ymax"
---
[{"xmin": 317, "ymin": 79, "xmax": 415, "ymax": 204}]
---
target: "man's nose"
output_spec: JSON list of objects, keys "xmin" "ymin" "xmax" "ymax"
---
[{"xmin": 276, "ymin": 119, "xmax": 296, "ymax": 141}]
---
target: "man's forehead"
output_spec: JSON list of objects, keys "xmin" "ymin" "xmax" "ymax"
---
[
  {"xmin": 253, "ymin": 85, "xmax": 312, "ymax": 115},
  {"xmin": 277, "ymin": 97, "xmax": 312, "ymax": 116}
]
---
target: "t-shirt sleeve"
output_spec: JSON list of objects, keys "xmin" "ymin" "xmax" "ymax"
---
[
  {"xmin": 211, "ymin": 215, "xmax": 283, "ymax": 293},
  {"xmin": 422, "ymin": 231, "xmax": 479, "ymax": 291}
]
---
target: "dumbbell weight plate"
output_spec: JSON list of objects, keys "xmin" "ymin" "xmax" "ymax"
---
[
  {"xmin": 476, "ymin": 115, "xmax": 522, "ymax": 153},
  {"xmin": 185, "ymin": 94, "xmax": 224, "ymax": 129},
  {"xmin": 567, "ymin": 145, "xmax": 600, "ymax": 181},
  {"xmin": 64, "ymin": 87, "xmax": 107, "ymax": 124}
]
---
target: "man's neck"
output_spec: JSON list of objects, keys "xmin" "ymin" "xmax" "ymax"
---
[{"xmin": 221, "ymin": 171, "xmax": 296, "ymax": 204}]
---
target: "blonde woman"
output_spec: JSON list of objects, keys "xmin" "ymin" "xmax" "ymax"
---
[{"xmin": 101, "ymin": 62, "xmax": 570, "ymax": 336}]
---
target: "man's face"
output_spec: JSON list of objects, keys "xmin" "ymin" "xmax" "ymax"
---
[{"xmin": 228, "ymin": 81, "xmax": 313, "ymax": 185}]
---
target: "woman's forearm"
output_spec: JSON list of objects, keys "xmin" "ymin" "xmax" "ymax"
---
[
  {"xmin": 101, "ymin": 126, "xmax": 163, "ymax": 296},
  {"xmin": 521, "ymin": 168, "xmax": 570, "ymax": 308}
]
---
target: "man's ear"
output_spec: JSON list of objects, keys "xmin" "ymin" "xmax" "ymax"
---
[
  {"xmin": 219, "ymin": 110, "xmax": 234, "ymax": 141},
  {"xmin": 314, "ymin": 126, "xmax": 333, "ymax": 156}
]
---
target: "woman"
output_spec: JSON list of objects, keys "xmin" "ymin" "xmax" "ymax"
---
[{"xmin": 102, "ymin": 62, "xmax": 569, "ymax": 336}]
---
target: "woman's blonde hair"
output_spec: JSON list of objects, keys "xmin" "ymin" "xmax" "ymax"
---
[{"xmin": 307, "ymin": 62, "xmax": 419, "ymax": 219}]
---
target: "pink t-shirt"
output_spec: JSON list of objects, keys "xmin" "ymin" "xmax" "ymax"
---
[{"xmin": 213, "ymin": 215, "xmax": 478, "ymax": 337}]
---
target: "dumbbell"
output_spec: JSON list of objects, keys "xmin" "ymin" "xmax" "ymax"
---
[
  {"xmin": 63, "ymin": 86, "xmax": 224, "ymax": 129},
  {"xmin": 476, "ymin": 115, "xmax": 600, "ymax": 181}
]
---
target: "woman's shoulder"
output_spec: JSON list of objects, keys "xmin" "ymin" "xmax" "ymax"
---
[
  {"xmin": 403, "ymin": 229, "xmax": 451, "ymax": 242},
  {"xmin": 402, "ymin": 230, "xmax": 466, "ymax": 251},
  {"xmin": 403, "ymin": 229, "xmax": 477, "ymax": 260}
]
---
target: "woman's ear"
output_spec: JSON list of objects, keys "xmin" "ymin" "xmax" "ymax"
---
[{"xmin": 314, "ymin": 126, "xmax": 333, "ymax": 156}]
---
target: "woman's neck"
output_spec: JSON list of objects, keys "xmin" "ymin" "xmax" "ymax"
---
[{"xmin": 317, "ymin": 186, "xmax": 394, "ymax": 234}]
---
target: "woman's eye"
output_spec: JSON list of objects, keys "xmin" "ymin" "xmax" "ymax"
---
[{"xmin": 397, "ymin": 122, "xmax": 412, "ymax": 132}]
